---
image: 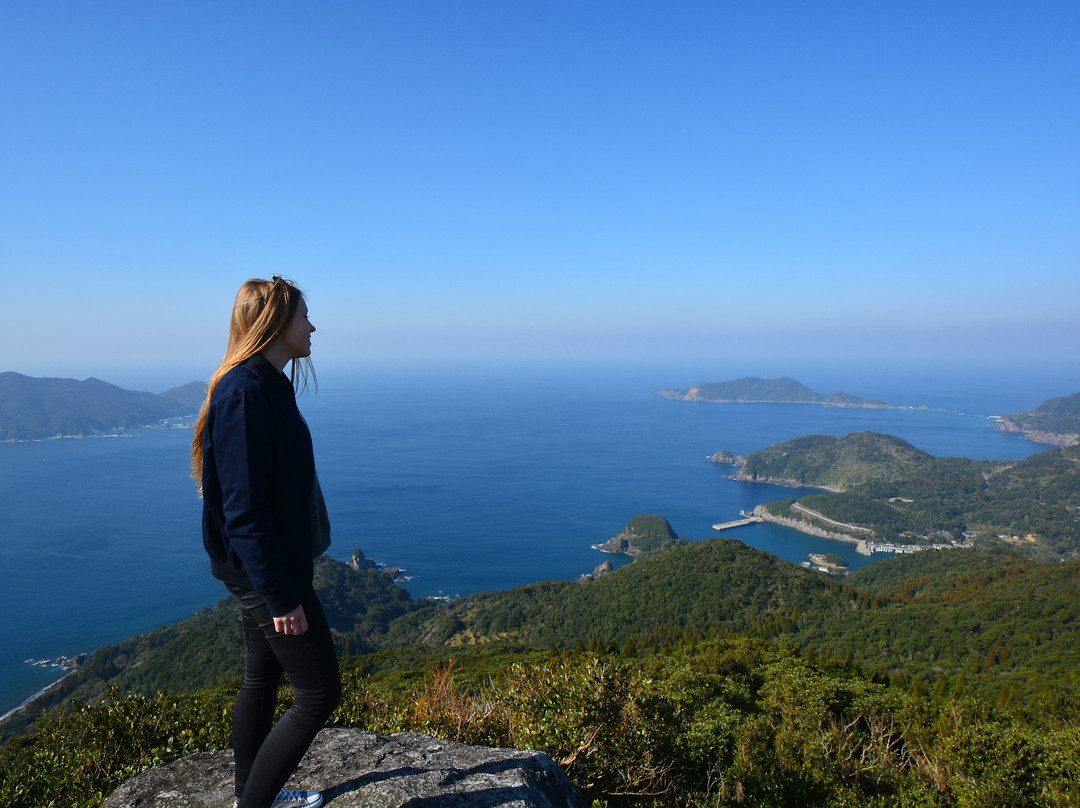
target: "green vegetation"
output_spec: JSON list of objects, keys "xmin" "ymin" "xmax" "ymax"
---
[
  {"xmin": 623, "ymin": 513, "xmax": 685, "ymax": 555},
  {"xmin": 1001, "ymin": 391, "xmax": 1080, "ymax": 443},
  {"xmin": 594, "ymin": 514, "xmax": 687, "ymax": 558},
  {"xmin": 0, "ymin": 556, "xmax": 422, "ymax": 739},
  {"xmin": 4, "ymin": 639, "xmax": 1078, "ymax": 808},
  {"xmin": 624, "ymin": 514, "xmax": 679, "ymax": 549},
  {"xmin": 660, "ymin": 376, "xmax": 883, "ymax": 407},
  {"xmin": 738, "ymin": 432, "xmax": 933, "ymax": 488},
  {"xmin": 0, "ymin": 372, "xmax": 204, "ymax": 440},
  {"xmin": 389, "ymin": 539, "xmax": 839, "ymax": 651},
  {"xmin": 389, "ymin": 540, "xmax": 1080, "ymax": 705},
  {"xmin": 7, "ymin": 390, "xmax": 1080, "ymax": 804},
  {"xmin": 5, "ymin": 467, "xmax": 1080, "ymax": 805},
  {"xmin": 843, "ymin": 545, "xmax": 1027, "ymax": 597},
  {"xmin": 740, "ymin": 432, "xmax": 1080, "ymax": 559},
  {"xmin": 8, "ymin": 538, "xmax": 1080, "ymax": 743},
  {"xmin": 805, "ymin": 549, "xmax": 1080, "ymax": 703}
]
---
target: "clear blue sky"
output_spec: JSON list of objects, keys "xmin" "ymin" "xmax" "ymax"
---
[{"xmin": 3, "ymin": 1, "xmax": 1078, "ymax": 387}]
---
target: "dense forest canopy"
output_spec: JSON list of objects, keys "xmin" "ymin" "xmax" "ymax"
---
[{"xmin": 5, "ymin": 543, "xmax": 1080, "ymax": 808}]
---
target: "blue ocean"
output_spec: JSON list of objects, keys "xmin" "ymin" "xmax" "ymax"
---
[{"xmin": 2, "ymin": 361, "xmax": 1074, "ymax": 718}]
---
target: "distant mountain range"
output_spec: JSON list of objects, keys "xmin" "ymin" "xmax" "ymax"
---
[
  {"xmin": 0, "ymin": 372, "xmax": 206, "ymax": 441},
  {"xmin": 658, "ymin": 376, "xmax": 889, "ymax": 408}
]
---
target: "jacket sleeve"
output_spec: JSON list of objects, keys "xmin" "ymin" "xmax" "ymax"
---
[{"xmin": 211, "ymin": 388, "xmax": 300, "ymax": 616}]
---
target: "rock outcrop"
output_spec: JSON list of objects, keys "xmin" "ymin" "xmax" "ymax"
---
[
  {"xmin": 102, "ymin": 727, "xmax": 583, "ymax": 808},
  {"xmin": 708, "ymin": 451, "xmax": 736, "ymax": 464},
  {"xmin": 577, "ymin": 560, "xmax": 614, "ymax": 582},
  {"xmin": 592, "ymin": 531, "xmax": 633, "ymax": 556},
  {"xmin": 996, "ymin": 420, "xmax": 1080, "ymax": 447}
]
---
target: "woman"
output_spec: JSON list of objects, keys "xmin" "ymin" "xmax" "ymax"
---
[{"xmin": 192, "ymin": 276, "xmax": 340, "ymax": 808}]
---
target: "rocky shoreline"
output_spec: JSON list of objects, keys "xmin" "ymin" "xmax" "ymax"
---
[
  {"xmin": 730, "ymin": 471, "xmax": 841, "ymax": 492},
  {"xmin": 0, "ymin": 665, "xmax": 82, "ymax": 724},
  {"xmin": 995, "ymin": 419, "xmax": 1079, "ymax": 447},
  {"xmin": 25, "ymin": 654, "xmax": 87, "ymax": 671},
  {"xmin": 752, "ymin": 505, "xmax": 862, "ymax": 544},
  {"xmin": 752, "ymin": 505, "xmax": 965, "ymax": 557},
  {"xmin": 808, "ymin": 553, "xmax": 848, "ymax": 572},
  {"xmin": 592, "ymin": 530, "xmax": 643, "ymax": 558},
  {"xmin": 348, "ymin": 548, "xmax": 411, "ymax": 581}
]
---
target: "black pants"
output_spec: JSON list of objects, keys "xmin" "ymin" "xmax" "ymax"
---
[{"xmin": 226, "ymin": 583, "xmax": 341, "ymax": 808}]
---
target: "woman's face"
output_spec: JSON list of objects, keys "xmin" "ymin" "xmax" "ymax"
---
[{"xmin": 278, "ymin": 297, "xmax": 316, "ymax": 359}]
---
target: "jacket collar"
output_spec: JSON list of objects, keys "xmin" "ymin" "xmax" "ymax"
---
[{"xmin": 244, "ymin": 353, "xmax": 295, "ymax": 394}]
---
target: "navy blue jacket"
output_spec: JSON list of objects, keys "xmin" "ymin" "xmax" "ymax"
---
[{"xmin": 201, "ymin": 354, "xmax": 317, "ymax": 616}]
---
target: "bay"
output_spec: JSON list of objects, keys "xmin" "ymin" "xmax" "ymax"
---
[{"xmin": 0, "ymin": 361, "xmax": 1070, "ymax": 717}]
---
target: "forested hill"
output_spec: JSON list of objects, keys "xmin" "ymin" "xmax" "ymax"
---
[
  {"xmin": 387, "ymin": 538, "xmax": 843, "ymax": 651},
  {"xmin": 593, "ymin": 513, "xmax": 687, "ymax": 557},
  {"xmin": 0, "ymin": 553, "xmax": 421, "ymax": 739},
  {"xmin": 6, "ymin": 535, "xmax": 1080, "ymax": 808},
  {"xmin": 0, "ymin": 372, "xmax": 205, "ymax": 440},
  {"xmin": 658, "ymin": 376, "xmax": 887, "ymax": 407},
  {"xmin": 734, "ymin": 431, "xmax": 935, "ymax": 489},
  {"xmin": 11, "ymin": 538, "xmax": 1079, "ymax": 737},
  {"xmin": 999, "ymin": 390, "xmax": 1080, "ymax": 447},
  {"xmin": 387, "ymin": 539, "xmax": 1080, "ymax": 706},
  {"xmin": 735, "ymin": 431, "xmax": 1080, "ymax": 560}
]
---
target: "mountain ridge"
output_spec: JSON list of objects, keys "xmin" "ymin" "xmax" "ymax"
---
[
  {"xmin": 998, "ymin": 391, "xmax": 1080, "ymax": 446},
  {"xmin": 0, "ymin": 372, "xmax": 205, "ymax": 441}
]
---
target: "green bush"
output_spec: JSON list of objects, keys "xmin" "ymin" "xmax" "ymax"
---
[
  {"xmin": 0, "ymin": 684, "xmax": 234, "ymax": 808},
  {"xmin": 3, "ymin": 639, "xmax": 1078, "ymax": 808}
]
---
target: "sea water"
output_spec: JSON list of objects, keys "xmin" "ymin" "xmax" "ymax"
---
[{"xmin": 1, "ymin": 361, "xmax": 1072, "ymax": 717}]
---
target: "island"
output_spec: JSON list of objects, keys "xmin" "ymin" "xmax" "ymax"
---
[
  {"xmin": 347, "ymin": 548, "xmax": 410, "ymax": 582},
  {"xmin": 658, "ymin": 376, "xmax": 891, "ymax": 408},
  {"xmin": 807, "ymin": 553, "xmax": 849, "ymax": 573},
  {"xmin": 997, "ymin": 391, "xmax": 1080, "ymax": 447},
  {"xmin": 0, "ymin": 373, "xmax": 206, "ymax": 441},
  {"xmin": 726, "ymin": 431, "xmax": 1080, "ymax": 563},
  {"xmin": 593, "ymin": 514, "xmax": 687, "ymax": 558}
]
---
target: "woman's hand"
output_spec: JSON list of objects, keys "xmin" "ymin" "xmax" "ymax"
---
[{"xmin": 273, "ymin": 604, "xmax": 308, "ymax": 636}]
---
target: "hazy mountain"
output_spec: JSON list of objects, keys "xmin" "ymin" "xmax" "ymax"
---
[
  {"xmin": 658, "ymin": 376, "xmax": 887, "ymax": 407},
  {"xmin": 999, "ymin": 391, "xmax": 1080, "ymax": 446},
  {"xmin": 0, "ymin": 372, "xmax": 204, "ymax": 441}
]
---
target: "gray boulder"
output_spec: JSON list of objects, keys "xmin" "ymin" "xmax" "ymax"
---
[{"xmin": 102, "ymin": 727, "xmax": 584, "ymax": 808}]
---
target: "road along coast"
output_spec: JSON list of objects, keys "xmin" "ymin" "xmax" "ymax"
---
[{"xmin": 751, "ymin": 504, "xmax": 966, "ymax": 557}]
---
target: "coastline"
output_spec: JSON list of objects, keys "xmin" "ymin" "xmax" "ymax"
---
[
  {"xmin": 752, "ymin": 505, "xmax": 866, "ymax": 546},
  {"xmin": 729, "ymin": 471, "xmax": 841, "ymax": 492},
  {"xmin": 0, "ymin": 670, "xmax": 72, "ymax": 723},
  {"xmin": 3, "ymin": 370, "xmax": 1063, "ymax": 731},
  {"xmin": 1, "ymin": 419, "xmax": 195, "ymax": 444},
  {"xmin": 993, "ymin": 419, "xmax": 1079, "ymax": 448},
  {"xmin": 751, "ymin": 505, "xmax": 967, "ymax": 557},
  {"xmin": 657, "ymin": 390, "xmax": 900, "ymax": 409}
]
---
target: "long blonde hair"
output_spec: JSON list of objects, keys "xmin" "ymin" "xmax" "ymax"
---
[{"xmin": 191, "ymin": 276, "xmax": 316, "ymax": 489}]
